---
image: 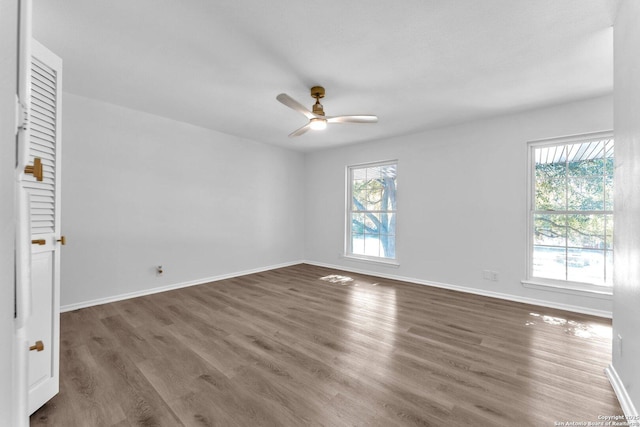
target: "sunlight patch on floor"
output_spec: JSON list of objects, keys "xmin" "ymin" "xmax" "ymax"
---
[
  {"xmin": 320, "ymin": 274, "xmax": 354, "ymax": 285},
  {"xmin": 527, "ymin": 312, "xmax": 611, "ymax": 339},
  {"xmin": 345, "ymin": 284, "xmax": 398, "ymax": 381}
]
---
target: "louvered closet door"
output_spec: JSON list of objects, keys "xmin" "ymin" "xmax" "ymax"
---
[
  {"xmin": 25, "ymin": 40, "xmax": 62, "ymax": 415},
  {"xmin": 29, "ymin": 57, "xmax": 57, "ymax": 234}
]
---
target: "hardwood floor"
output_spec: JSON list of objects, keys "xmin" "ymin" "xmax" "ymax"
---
[{"xmin": 31, "ymin": 264, "xmax": 622, "ymax": 426}]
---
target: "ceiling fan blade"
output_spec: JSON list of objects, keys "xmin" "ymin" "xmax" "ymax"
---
[
  {"xmin": 326, "ymin": 115, "xmax": 378, "ymax": 124},
  {"xmin": 288, "ymin": 122, "xmax": 312, "ymax": 137},
  {"xmin": 277, "ymin": 93, "xmax": 316, "ymax": 119}
]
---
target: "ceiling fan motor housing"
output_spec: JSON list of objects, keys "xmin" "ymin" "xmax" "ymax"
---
[
  {"xmin": 310, "ymin": 86, "xmax": 325, "ymax": 99},
  {"xmin": 311, "ymin": 86, "xmax": 325, "ymax": 116}
]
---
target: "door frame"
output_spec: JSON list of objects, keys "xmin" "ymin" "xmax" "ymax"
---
[{"xmin": 0, "ymin": 0, "xmax": 19, "ymax": 422}]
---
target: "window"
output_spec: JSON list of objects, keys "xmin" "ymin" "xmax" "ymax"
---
[
  {"xmin": 346, "ymin": 161, "xmax": 397, "ymax": 262},
  {"xmin": 528, "ymin": 133, "xmax": 614, "ymax": 288}
]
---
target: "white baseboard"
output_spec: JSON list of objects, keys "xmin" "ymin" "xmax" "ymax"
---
[
  {"xmin": 60, "ymin": 260, "xmax": 304, "ymax": 313},
  {"xmin": 61, "ymin": 259, "xmax": 612, "ymax": 318},
  {"xmin": 303, "ymin": 260, "xmax": 612, "ymax": 318},
  {"xmin": 605, "ymin": 364, "xmax": 639, "ymax": 420}
]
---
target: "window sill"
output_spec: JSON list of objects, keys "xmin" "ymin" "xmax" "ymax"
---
[
  {"xmin": 521, "ymin": 279, "xmax": 612, "ymax": 299},
  {"xmin": 342, "ymin": 254, "xmax": 400, "ymax": 268}
]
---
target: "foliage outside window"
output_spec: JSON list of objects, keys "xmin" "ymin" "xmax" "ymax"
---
[
  {"xmin": 530, "ymin": 136, "xmax": 614, "ymax": 287},
  {"xmin": 347, "ymin": 161, "xmax": 397, "ymax": 261}
]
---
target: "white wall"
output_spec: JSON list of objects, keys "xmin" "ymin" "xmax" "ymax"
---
[
  {"xmin": 304, "ymin": 95, "xmax": 613, "ymax": 315},
  {"xmin": 60, "ymin": 93, "xmax": 305, "ymax": 308},
  {"xmin": 611, "ymin": 0, "xmax": 640, "ymax": 414},
  {"xmin": 0, "ymin": 0, "xmax": 17, "ymax": 423}
]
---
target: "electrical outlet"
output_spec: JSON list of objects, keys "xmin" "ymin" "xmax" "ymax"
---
[
  {"xmin": 157, "ymin": 265, "xmax": 164, "ymax": 276},
  {"xmin": 482, "ymin": 270, "xmax": 500, "ymax": 281}
]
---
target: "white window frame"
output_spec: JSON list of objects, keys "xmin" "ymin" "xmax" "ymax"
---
[
  {"xmin": 344, "ymin": 160, "xmax": 399, "ymax": 266},
  {"xmin": 522, "ymin": 131, "xmax": 614, "ymax": 297}
]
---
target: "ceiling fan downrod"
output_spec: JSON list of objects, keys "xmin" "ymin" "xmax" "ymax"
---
[{"xmin": 311, "ymin": 86, "xmax": 325, "ymax": 116}]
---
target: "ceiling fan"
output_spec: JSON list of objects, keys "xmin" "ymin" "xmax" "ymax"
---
[{"xmin": 276, "ymin": 86, "xmax": 378, "ymax": 137}]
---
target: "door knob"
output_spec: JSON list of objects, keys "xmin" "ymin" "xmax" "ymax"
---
[
  {"xmin": 31, "ymin": 239, "xmax": 46, "ymax": 245},
  {"xmin": 24, "ymin": 157, "xmax": 43, "ymax": 181},
  {"xmin": 57, "ymin": 236, "xmax": 66, "ymax": 245},
  {"xmin": 29, "ymin": 341, "xmax": 44, "ymax": 352}
]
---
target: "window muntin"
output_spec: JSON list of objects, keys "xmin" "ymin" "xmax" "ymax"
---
[
  {"xmin": 347, "ymin": 161, "xmax": 397, "ymax": 261},
  {"xmin": 530, "ymin": 136, "xmax": 614, "ymax": 287}
]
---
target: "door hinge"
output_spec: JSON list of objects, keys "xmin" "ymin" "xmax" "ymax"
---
[{"xmin": 15, "ymin": 94, "xmax": 29, "ymax": 135}]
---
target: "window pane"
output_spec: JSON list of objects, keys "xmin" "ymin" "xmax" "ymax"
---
[
  {"xmin": 535, "ymin": 145, "xmax": 567, "ymax": 167},
  {"xmin": 534, "ymin": 214, "xmax": 566, "ymax": 247},
  {"xmin": 366, "ymin": 165, "xmax": 384, "ymax": 180},
  {"xmin": 604, "ymin": 175, "xmax": 614, "ymax": 211},
  {"xmin": 380, "ymin": 234, "xmax": 395, "ymax": 258},
  {"xmin": 535, "ymin": 176, "xmax": 566, "ymax": 211},
  {"xmin": 351, "ymin": 233, "xmax": 365, "ymax": 256},
  {"xmin": 380, "ymin": 165, "xmax": 397, "ymax": 210},
  {"xmin": 352, "ymin": 179, "xmax": 367, "ymax": 210},
  {"xmin": 567, "ymin": 214, "xmax": 605, "ymax": 249},
  {"xmin": 351, "ymin": 213, "xmax": 365, "ymax": 233},
  {"xmin": 567, "ymin": 140, "xmax": 604, "ymax": 177},
  {"xmin": 533, "ymin": 246, "xmax": 566, "ymax": 280},
  {"xmin": 363, "ymin": 235, "xmax": 381, "ymax": 257},
  {"xmin": 604, "ymin": 140, "xmax": 615, "ymax": 176},
  {"xmin": 381, "ymin": 212, "xmax": 396, "ymax": 235},
  {"xmin": 378, "ymin": 164, "xmax": 397, "ymax": 180},
  {"xmin": 567, "ymin": 248, "xmax": 604, "ymax": 284},
  {"xmin": 364, "ymin": 213, "xmax": 379, "ymax": 234},
  {"xmin": 365, "ymin": 183, "xmax": 383, "ymax": 211},
  {"xmin": 567, "ymin": 177, "xmax": 605, "ymax": 211}
]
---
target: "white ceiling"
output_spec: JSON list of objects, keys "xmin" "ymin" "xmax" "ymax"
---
[{"xmin": 33, "ymin": 0, "xmax": 615, "ymax": 152}]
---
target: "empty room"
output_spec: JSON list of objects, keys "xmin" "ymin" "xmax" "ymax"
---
[{"xmin": 1, "ymin": 0, "xmax": 640, "ymax": 426}]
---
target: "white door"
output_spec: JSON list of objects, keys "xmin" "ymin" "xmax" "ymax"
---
[{"xmin": 23, "ymin": 39, "xmax": 63, "ymax": 415}]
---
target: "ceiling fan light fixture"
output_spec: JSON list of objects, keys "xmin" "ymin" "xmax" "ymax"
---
[{"xmin": 309, "ymin": 118, "xmax": 327, "ymax": 130}]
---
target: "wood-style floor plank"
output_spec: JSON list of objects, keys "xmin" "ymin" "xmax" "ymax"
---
[{"xmin": 31, "ymin": 264, "xmax": 623, "ymax": 426}]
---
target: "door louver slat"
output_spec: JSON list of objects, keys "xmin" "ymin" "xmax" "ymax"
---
[{"xmin": 27, "ymin": 57, "xmax": 58, "ymax": 236}]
